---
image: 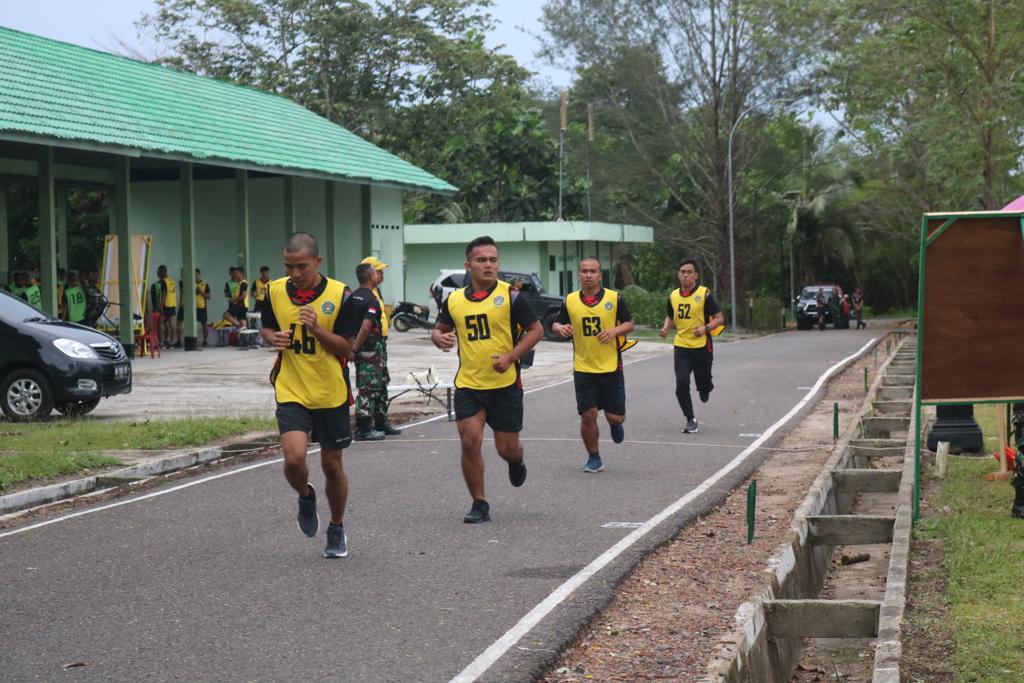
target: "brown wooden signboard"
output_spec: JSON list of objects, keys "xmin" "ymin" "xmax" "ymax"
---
[{"xmin": 920, "ymin": 212, "xmax": 1024, "ymax": 403}]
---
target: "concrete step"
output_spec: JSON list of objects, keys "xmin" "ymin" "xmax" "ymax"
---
[
  {"xmin": 832, "ymin": 468, "xmax": 901, "ymax": 493},
  {"xmin": 765, "ymin": 600, "xmax": 880, "ymax": 639},
  {"xmin": 861, "ymin": 416, "xmax": 910, "ymax": 438},
  {"xmin": 882, "ymin": 374, "xmax": 915, "ymax": 386},
  {"xmin": 876, "ymin": 386, "xmax": 913, "ymax": 401},
  {"xmin": 807, "ymin": 514, "xmax": 895, "ymax": 545},
  {"xmin": 873, "ymin": 400, "xmax": 912, "ymax": 416}
]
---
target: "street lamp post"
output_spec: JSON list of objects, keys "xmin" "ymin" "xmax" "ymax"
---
[{"xmin": 726, "ymin": 98, "xmax": 790, "ymax": 330}]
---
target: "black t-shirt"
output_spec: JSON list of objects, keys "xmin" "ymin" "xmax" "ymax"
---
[
  {"xmin": 437, "ymin": 281, "xmax": 538, "ymax": 329},
  {"xmin": 339, "ymin": 286, "xmax": 382, "ymax": 350},
  {"xmin": 261, "ymin": 276, "xmax": 346, "ymax": 335},
  {"xmin": 556, "ymin": 288, "xmax": 633, "ymax": 325}
]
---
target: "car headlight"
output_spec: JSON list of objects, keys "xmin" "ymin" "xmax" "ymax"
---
[{"xmin": 53, "ymin": 338, "xmax": 99, "ymax": 359}]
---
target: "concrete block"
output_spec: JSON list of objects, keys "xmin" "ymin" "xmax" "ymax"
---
[
  {"xmin": 832, "ymin": 469, "xmax": 901, "ymax": 493},
  {"xmin": 765, "ymin": 599, "xmax": 880, "ymax": 638},
  {"xmin": 807, "ymin": 515, "xmax": 895, "ymax": 545}
]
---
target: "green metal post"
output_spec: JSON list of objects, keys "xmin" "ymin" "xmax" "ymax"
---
[
  {"xmin": 113, "ymin": 156, "xmax": 134, "ymax": 355},
  {"xmin": 913, "ymin": 214, "xmax": 929, "ymax": 521},
  {"xmin": 746, "ymin": 480, "xmax": 757, "ymax": 544},
  {"xmin": 0, "ymin": 178, "xmax": 8, "ymax": 286},
  {"xmin": 833, "ymin": 402, "xmax": 839, "ymax": 441},
  {"xmin": 55, "ymin": 181, "xmax": 68, "ymax": 271},
  {"xmin": 37, "ymin": 147, "xmax": 58, "ymax": 316},
  {"xmin": 864, "ymin": 367, "xmax": 869, "ymax": 392},
  {"xmin": 180, "ymin": 162, "xmax": 197, "ymax": 350},
  {"xmin": 235, "ymin": 169, "xmax": 250, "ymax": 276},
  {"xmin": 283, "ymin": 176, "xmax": 295, "ymax": 237},
  {"xmin": 324, "ymin": 180, "xmax": 336, "ymax": 279}
]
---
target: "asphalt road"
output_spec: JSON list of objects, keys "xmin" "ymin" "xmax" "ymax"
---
[{"xmin": 0, "ymin": 326, "xmax": 884, "ymax": 682}]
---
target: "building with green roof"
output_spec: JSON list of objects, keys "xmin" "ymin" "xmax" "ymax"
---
[{"xmin": 0, "ymin": 24, "xmax": 454, "ymax": 352}]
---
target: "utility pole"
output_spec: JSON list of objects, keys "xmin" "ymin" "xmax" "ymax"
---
[
  {"xmin": 558, "ymin": 90, "xmax": 567, "ymax": 221},
  {"xmin": 586, "ymin": 103, "xmax": 593, "ymax": 221}
]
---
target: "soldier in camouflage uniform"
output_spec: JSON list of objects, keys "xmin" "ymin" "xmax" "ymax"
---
[{"xmin": 342, "ymin": 263, "xmax": 387, "ymax": 441}]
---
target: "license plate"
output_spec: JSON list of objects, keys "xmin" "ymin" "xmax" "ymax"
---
[{"xmin": 114, "ymin": 364, "xmax": 130, "ymax": 379}]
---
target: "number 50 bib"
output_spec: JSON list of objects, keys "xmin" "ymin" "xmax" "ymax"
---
[{"xmin": 447, "ymin": 280, "xmax": 517, "ymax": 390}]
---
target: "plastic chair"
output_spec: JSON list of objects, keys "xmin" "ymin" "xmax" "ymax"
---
[{"xmin": 135, "ymin": 312, "xmax": 161, "ymax": 358}]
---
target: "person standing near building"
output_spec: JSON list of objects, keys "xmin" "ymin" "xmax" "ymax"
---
[
  {"xmin": 23, "ymin": 273, "xmax": 42, "ymax": 308},
  {"xmin": 253, "ymin": 265, "xmax": 271, "ymax": 313},
  {"xmin": 260, "ymin": 232, "xmax": 353, "ymax": 559},
  {"xmin": 56, "ymin": 268, "xmax": 67, "ymax": 319},
  {"xmin": 360, "ymin": 256, "xmax": 400, "ymax": 436},
  {"xmin": 156, "ymin": 265, "xmax": 179, "ymax": 348},
  {"xmin": 851, "ymin": 287, "xmax": 866, "ymax": 329},
  {"xmin": 659, "ymin": 259, "xmax": 724, "ymax": 434},
  {"xmin": 343, "ymin": 264, "xmax": 387, "ymax": 442},
  {"xmin": 431, "ymin": 236, "xmax": 543, "ymax": 523},
  {"xmin": 194, "ymin": 269, "xmax": 212, "ymax": 346},
  {"xmin": 63, "ymin": 271, "xmax": 87, "ymax": 324},
  {"xmin": 552, "ymin": 257, "xmax": 635, "ymax": 473}
]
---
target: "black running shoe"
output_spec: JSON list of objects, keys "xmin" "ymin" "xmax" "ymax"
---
[
  {"xmin": 699, "ymin": 389, "xmax": 710, "ymax": 403},
  {"xmin": 508, "ymin": 459, "xmax": 527, "ymax": 487},
  {"xmin": 463, "ymin": 499, "xmax": 490, "ymax": 523},
  {"xmin": 610, "ymin": 422, "xmax": 625, "ymax": 444},
  {"xmin": 379, "ymin": 424, "xmax": 402, "ymax": 436},
  {"xmin": 297, "ymin": 486, "xmax": 318, "ymax": 537}
]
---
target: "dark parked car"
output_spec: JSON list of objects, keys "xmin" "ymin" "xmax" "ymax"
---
[
  {"xmin": 794, "ymin": 285, "xmax": 840, "ymax": 330},
  {"xmin": 0, "ymin": 290, "xmax": 132, "ymax": 421}
]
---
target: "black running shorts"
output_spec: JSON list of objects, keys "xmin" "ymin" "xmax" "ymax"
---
[
  {"xmin": 196, "ymin": 308, "xmax": 208, "ymax": 323},
  {"xmin": 573, "ymin": 369, "xmax": 626, "ymax": 416},
  {"xmin": 275, "ymin": 402, "xmax": 352, "ymax": 450},
  {"xmin": 454, "ymin": 385, "xmax": 524, "ymax": 432},
  {"xmin": 162, "ymin": 306, "xmax": 177, "ymax": 318},
  {"xmin": 228, "ymin": 303, "xmax": 246, "ymax": 320}
]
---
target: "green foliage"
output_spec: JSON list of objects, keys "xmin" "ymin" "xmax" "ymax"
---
[
  {"xmin": 621, "ymin": 288, "xmax": 669, "ymax": 327},
  {"xmin": 0, "ymin": 452, "xmax": 120, "ymax": 489},
  {"xmin": 916, "ymin": 453, "xmax": 1024, "ymax": 681},
  {"xmin": 5, "ymin": 183, "xmax": 108, "ymax": 273},
  {"xmin": 750, "ymin": 296, "xmax": 782, "ymax": 331}
]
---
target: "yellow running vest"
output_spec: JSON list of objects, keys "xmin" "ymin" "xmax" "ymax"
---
[
  {"xmin": 670, "ymin": 285, "xmax": 711, "ymax": 349},
  {"xmin": 195, "ymin": 281, "xmax": 208, "ymax": 309},
  {"xmin": 254, "ymin": 278, "xmax": 270, "ymax": 303},
  {"xmin": 565, "ymin": 289, "xmax": 622, "ymax": 374},
  {"xmin": 269, "ymin": 277, "xmax": 349, "ymax": 408},
  {"xmin": 447, "ymin": 281, "xmax": 517, "ymax": 390},
  {"xmin": 373, "ymin": 286, "xmax": 389, "ymax": 336},
  {"xmin": 162, "ymin": 277, "xmax": 178, "ymax": 308},
  {"xmin": 238, "ymin": 279, "xmax": 250, "ymax": 308}
]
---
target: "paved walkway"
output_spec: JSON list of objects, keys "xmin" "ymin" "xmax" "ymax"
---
[{"xmin": 93, "ymin": 331, "xmax": 670, "ymax": 420}]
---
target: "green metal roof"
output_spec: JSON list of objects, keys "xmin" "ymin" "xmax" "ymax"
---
[
  {"xmin": 405, "ymin": 221, "xmax": 654, "ymax": 244},
  {"xmin": 0, "ymin": 25, "xmax": 455, "ymax": 193}
]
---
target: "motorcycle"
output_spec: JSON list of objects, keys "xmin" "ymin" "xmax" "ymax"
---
[{"xmin": 391, "ymin": 300, "xmax": 433, "ymax": 332}]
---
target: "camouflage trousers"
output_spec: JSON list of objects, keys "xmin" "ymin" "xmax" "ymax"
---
[{"xmin": 355, "ymin": 350, "xmax": 387, "ymax": 425}]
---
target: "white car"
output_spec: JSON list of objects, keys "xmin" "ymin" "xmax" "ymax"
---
[{"xmin": 427, "ymin": 269, "xmax": 466, "ymax": 319}]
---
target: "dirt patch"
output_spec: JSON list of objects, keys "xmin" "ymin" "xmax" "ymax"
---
[
  {"xmin": 899, "ymin": 472, "xmax": 955, "ymax": 683},
  {"xmin": 541, "ymin": 348, "xmax": 883, "ymax": 682}
]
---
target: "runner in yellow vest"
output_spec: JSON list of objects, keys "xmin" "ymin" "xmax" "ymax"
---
[
  {"xmin": 431, "ymin": 236, "xmax": 543, "ymax": 523},
  {"xmin": 194, "ymin": 269, "xmax": 211, "ymax": 346},
  {"xmin": 659, "ymin": 259, "xmax": 725, "ymax": 434},
  {"xmin": 260, "ymin": 231, "xmax": 353, "ymax": 559},
  {"xmin": 156, "ymin": 265, "xmax": 180, "ymax": 349},
  {"xmin": 552, "ymin": 257, "xmax": 635, "ymax": 473}
]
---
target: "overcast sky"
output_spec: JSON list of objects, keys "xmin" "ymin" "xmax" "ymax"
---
[{"xmin": 1, "ymin": 0, "xmax": 572, "ymax": 87}]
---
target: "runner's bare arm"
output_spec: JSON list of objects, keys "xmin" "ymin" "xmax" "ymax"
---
[
  {"xmin": 431, "ymin": 322, "xmax": 456, "ymax": 351},
  {"xmin": 352, "ymin": 318, "xmax": 373, "ymax": 353}
]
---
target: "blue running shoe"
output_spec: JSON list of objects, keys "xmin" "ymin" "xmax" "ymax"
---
[
  {"xmin": 324, "ymin": 523, "xmax": 348, "ymax": 558},
  {"xmin": 297, "ymin": 486, "xmax": 319, "ymax": 538},
  {"xmin": 610, "ymin": 423, "xmax": 625, "ymax": 444},
  {"xmin": 582, "ymin": 455, "xmax": 604, "ymax": 473}
]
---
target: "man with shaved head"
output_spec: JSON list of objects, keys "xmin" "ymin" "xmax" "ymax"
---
[{"xmin": 261, "ymin": 231, "xmax": 354, "ymax": 559}]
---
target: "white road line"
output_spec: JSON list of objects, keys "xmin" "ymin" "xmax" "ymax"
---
[
  {"xmin": 0, "ymin": 357, "xmax": 653, "ymax": 539},
  {"xmin": 448, "ymin": 336, "xmax": 877, "ymax": 683}
]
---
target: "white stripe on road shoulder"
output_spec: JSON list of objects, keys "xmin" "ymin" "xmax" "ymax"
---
[{"xmin": 448, "ymin": 337, "xmax": 877, "ymax": 683}]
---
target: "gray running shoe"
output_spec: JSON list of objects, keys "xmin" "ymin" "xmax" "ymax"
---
[
  {"xmin": 582, "ymin": 455, "xmax": 604, "ymax": 473},
  {"xmin": 297, "ymin": 486, "xmax": 319, "ymax": 537},
  {"xmin": 463, "ymin": 499, "xmax": 490, "ymax": 523},
  {"xmin": 683, "ymin": 418, "xmax": 699, "ymax": 434},
  {"xmin": 324, "ymin": 523, "xmax": 348, "ymax": 558}
]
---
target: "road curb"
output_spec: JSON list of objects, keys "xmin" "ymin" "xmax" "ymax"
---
[{"xmin": 0, "ymin": 435, "xmax": 274, "ymax": 516}]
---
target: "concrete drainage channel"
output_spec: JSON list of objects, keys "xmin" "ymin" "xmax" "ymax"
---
[
  {"xmin": 0, "ymin": 435, "xmax": 277, "ymax": 517},
  {"xmin": 704, "ymin": 335, "xmax": 918, "ymax": 682}
]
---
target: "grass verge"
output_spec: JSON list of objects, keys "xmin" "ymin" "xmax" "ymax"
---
[
  {"xmin": 0, "ymin": 416, "xmax": 275, "ymax": 489},
  {"xmin": 915, "ymin": 455, "xmax": 1024, "ymax": 681}
]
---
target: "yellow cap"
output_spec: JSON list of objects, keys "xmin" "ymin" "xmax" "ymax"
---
[{"xmin": 360, "ymin": 256, "xmax": 389, "ymax": 270}]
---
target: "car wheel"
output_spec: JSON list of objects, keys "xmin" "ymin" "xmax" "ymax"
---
[
  {"xmin": 542, "ymin": 312, "xmax": 562, "ymax": 341},
  {"xmin": 1, "ymin": 368, "xmax": 55, "ymax": 422},
  {"xmin": 56, "ymin": 398, "xmax": 101, "ymax": 417},
  {"xmin": 392, "ymin": 315, "xmax": 411, "ymax": 333}
]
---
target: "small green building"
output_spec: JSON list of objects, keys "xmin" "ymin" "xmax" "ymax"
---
[
  {"xmin": 0, "ymin": 25, "xmax": 453, "ymax": 352},
  {"xmin": 404, "ymin": 221, "xmax": 654, "ymax": 301}
]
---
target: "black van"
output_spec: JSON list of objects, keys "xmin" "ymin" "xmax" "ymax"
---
[{"xmin": 0, "ymin": 290, "xmax": 131, "ymax": 421}]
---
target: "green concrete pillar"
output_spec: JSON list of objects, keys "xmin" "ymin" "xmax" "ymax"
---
[
  {"xmin": 113, "ymin": 156, "xmax": 134, "ymax": 354},
  {"xmin": 360, "ymin": 185, "xmax": 372, "ymax": 257},
  {"xmin": 235, "ymin": 169, "xmax": 250, "ymax": 275},
  {"xmin": 55, "ymin": 181, "xmax": 68, "ymax": 271},
  {"xmin": 283, "ymin": 176, "xmax": 295, "ymax": 237},
  {"xmin": 324, "ymin": 180, "xmax": 336, "ymax": 279},
  {"xmin": 37, "ymin": 147, "xmax": 58, "ymax": 315},
  {"xmin": 180, "ymin": 162, "xmax": 197, "ymax": 350},
  {"xmin": 0, "ymin": 178, "xmax": 8, "ymax": 286}
]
